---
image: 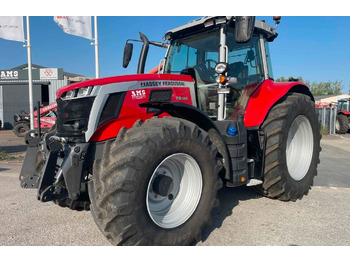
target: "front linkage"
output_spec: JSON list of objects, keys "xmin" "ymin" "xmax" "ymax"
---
[{"xmin": 19, "ymin": 131, "xmax": 93, "ymax": 210}]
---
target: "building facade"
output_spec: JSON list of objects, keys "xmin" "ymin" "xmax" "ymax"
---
[{"xmin": 315, "ymin": 94, "xmax": 350, "ymax": 105}]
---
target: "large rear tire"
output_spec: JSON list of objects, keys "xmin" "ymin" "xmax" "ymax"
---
[
  {"xmin": 89, "ymin": 117, "xmax": 223, "ymax": 245},
  {"xmin": 335, "ymin": 114, "xmax": 349, "ymax": 134},
  {"xmin": 256, "ymin": 93, "xmax": 321, "ymax": 201}
]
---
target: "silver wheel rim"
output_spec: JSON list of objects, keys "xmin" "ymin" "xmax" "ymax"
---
[
  {"xmin": 286, "ymin": 115, "xmax": 314, "ymax": 181},
  {"xmin": 146, "ymin": 153, "xmax": 203, "ymax": 229},
  {"xmin": 336, "ymin": 119, "xmax": 340, "ymax": 131}
]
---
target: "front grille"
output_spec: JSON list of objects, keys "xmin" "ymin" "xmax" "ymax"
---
[
  {"xmin": 98, "ymin": 92, "xmax": 126, "ymax": 126},
  {"xmin": 56, "ymin": 97, "xmax": 95, "ymax": 141},
  {"xmin": 147, "ymin": 89, "xmax": 173, "ymax": 113}
]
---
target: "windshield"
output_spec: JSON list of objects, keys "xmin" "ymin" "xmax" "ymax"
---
[
  {"xmin": 338, "ymin": 100, "xmax": 349, "ymax": 111},
  {"xmin": 164, "ymin": 28, "xmax": 265, "ymax": 119}
]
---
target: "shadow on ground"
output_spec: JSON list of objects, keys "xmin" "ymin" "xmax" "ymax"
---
[
  {"xmin": 0, "ymin": 145, "xmax": 27, "ymax": 153},
  {"xmin": 192, "ymin": 185, "xmax": 262, "ymax": 245}
]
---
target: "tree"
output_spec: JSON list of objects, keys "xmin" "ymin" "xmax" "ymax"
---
[
  {"xmin": 275, "ymin": 76, "xmax": 344, "ymax": 96},
  {"xmin": 275, "ymin": 76, "xmax": 305, "ymax": 82},
  {"xmin": 307, "ymin": 80, "xmax": 343, "ymax": 96}
]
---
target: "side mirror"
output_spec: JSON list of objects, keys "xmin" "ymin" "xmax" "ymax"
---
[
  {"xmin": 123, "ymin": 43, "xmax": 133, "ymax": 68},
  {"xmin": 234, "ymin": 16, "xmax": 255, "ymax": 43},
  {"xmin": 273, "ymin": 16, "xmax": 281, "ymax": 29}
]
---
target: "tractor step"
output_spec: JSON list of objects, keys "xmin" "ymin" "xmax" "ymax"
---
[
  {"xmin": 246, "ymin": 179, "xmax": 263, "ymax": 186},
  {"xmin": 19, "ymin": 130, "xmax": 42, "ymax": 189}
]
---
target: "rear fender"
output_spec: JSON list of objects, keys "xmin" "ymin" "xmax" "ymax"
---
[
  {"xmin": 244, "ymin": 80, "xmax": 314, "ymax": 128},
  {"xmin": 339, "ymin": 110, "xmax": 350, "ymax": 116}
]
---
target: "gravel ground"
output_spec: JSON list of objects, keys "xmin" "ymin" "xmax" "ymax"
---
[{"xmin": 0, "ymin": 131, "xmax": 349, "ymax": 247}]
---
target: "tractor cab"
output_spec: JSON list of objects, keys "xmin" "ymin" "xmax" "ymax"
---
[
  {"xmin": 162, "ymin": 16, "xmax": 279, "ymax": 121},
  {"xmin": 124, "ymin": 16, "xmax": 280, "ymax": 121},
  {"xmin": 337, "ymin": 98, "xmax": 350, "ymax": 112}
]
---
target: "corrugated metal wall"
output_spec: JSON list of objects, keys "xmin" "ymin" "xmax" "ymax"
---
[
  {"xmin": 1, "ymin": 84, "xmax": 42, "ymax": 128},
  {"xmin": 316, "ymin": 107, "xmax": 337, "ymax": 135},
  {"xmin": 48, "ymin": 78, "xmax": 68, "ymax": 103}
]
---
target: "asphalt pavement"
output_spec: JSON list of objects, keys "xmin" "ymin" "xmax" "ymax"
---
[{"xmin": 0, "ymin": 133, "xmax": 349, "ymax": 246}]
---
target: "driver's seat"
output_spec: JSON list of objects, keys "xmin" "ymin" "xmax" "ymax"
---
[{"xmin": 181, "ymin": 67, "xmax": 209, "ymax": 112}]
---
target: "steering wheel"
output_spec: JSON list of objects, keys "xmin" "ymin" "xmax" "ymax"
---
[
  {"xmin": 204, "ymin": 59, "xmax": 217, "ymax": 80},
  {"xmin": 205, "ymin": 59, "xmax": 217, "ymax": 71}
]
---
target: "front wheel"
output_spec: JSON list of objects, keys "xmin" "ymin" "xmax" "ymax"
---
[
  {"xmin": 13, "ymin": 123, "xmax": 29, "ymax": 137},
  {"xmin": 89, "ymin": 117, "xmax": 222, "ymax": 245},
  {"xmin": 256, "ymin": 93, "xmax": 321, "ymax": 201}
]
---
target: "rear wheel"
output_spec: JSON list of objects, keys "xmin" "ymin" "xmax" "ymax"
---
[
  {"xmin": 335, "ymin": 114, "xmax": 349, "ymax": 134},
  {"xmin": 256, "ymin": 93, "xmax": 321, "ymax": 201},
  {"xmin": 13, "ymin": 123, "xmax": 29, "ymax": 137},
  {"xmin": 89, "ymin": 117, "xmax": 222, "ymax": 245}
]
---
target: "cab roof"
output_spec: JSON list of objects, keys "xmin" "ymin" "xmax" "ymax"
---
[{"xmin": 164, "ymin": 16, "xmax": 278, "ymax": 42}]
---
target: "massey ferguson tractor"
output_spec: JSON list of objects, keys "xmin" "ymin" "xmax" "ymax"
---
[
  {"xmin": 335, "ymin": 98, "xmax": 350, "ymax": 134},
  {"xmin": 19, "ymin": 16, "xmax": 321, "ymax": 246},
  {"xmin": 13, "ymin": 102, "xmax": 57, "ymax": 137}
]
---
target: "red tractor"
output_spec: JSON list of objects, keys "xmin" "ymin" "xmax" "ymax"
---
[
  {"xmin": 335, "ymin": 98, "xmax": 350, "ymax": 134},
  {"xmin": 20, "ymin": 16, "xmax": 321, "ymax": 246},
  {"xmin": 13, "ymin": 102, "xmax": 57, "ymax": 137}
]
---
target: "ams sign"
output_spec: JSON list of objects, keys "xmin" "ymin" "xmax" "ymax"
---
[{"xmin": 0, "ymin": 71, "xmax": 19, "ymax": 79}]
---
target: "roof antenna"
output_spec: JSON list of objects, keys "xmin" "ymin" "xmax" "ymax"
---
[{"xmin": 273, "ymin": 16, "xmax": 281, "ymax": 29}]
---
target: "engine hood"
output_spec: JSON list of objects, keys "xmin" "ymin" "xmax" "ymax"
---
[{"xmin": 56, "ymin": 74, "xmax": 194, "ymax": 99}]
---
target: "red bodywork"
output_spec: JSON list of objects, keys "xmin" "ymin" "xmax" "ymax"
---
[
  {"xmin": 32, "ymin": 117, "xmax": 55, "ymax": 129},
  {"xmin": 17, "ymin": 102, "xmax": 57, "ymax": 129},
  {"xmin": 89, "ymin": 86, "xmax": 193, "ymax": 142},
  {"xmin": 243, "ymin": 80, "xmax": 310, "ymax": 127},
  {"xmin": 56, "ymin": 74, "xmax": 191, "ymax": 99},
  {"xmin": 57, "ymin": 75, "xmax": 312, "ymax": 141},
  {"xmin": 34, "ymin": 102, "xmax": 57, "ymax": 129},
  {"xmin": 57, "ymin": 74, "xmax": 194, "ymax": 142},
  {"xmin": 33, "ymin": 102, "xmax": 57, "ymax": 117},
  {"xmin": 339, "ymin": 110, "xmax": 350, "ymax": 115}
]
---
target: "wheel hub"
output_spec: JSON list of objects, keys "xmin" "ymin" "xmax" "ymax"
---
[
  {"xmin": 286, "ymin": 115, "xmax": 314, "ymax": 181},
  {"xmin": 152, "ymin": 174, "xmax": 174, "ymax": 197},
  {"xmin": 146, "ymin": 153, "xmax": 203, "ymax": 229}
]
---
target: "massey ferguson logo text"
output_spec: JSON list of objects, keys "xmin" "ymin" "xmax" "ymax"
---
[
  {"xmin": 131, "ymin": 90, "xmax": 146, "ymax": 100},
  {"xmin": 0, "ymin": 71, "xmax": 19, "ymax": 79},
  {"xmin": 140, "ymin": 81, "xmax": 186, "ymax": 87}
]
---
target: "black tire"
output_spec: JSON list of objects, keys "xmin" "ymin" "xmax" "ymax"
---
[
  {"xmin": 13, "ymin": 123, "xmax": 29, "ymax": 137},
  {"xmin": 89, "ymin": 117, "xmax": 223, "ymax": 246},
  {"xmin": 335, "ymin": 114, "xmax": 349, "ymax": 134},
  {"xmin": 255, "ymin": 93, "xmax": 321, "ymax": 201}
]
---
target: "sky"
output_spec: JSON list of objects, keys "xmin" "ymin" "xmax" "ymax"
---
[{"xmin": 1, "ymin": 14, "xmax": 350, "ymax": 94}]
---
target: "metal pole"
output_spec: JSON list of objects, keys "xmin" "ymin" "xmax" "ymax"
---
[
  {"xmin": 217, "ymin": 26, "xmax": 227, "ymax": 121},
  {"xmin": 26, "ymin": 16, "xmax": 34, "ymax": 130},
  {"xmin": 94, "ymin": 16, "xmax": 99, "ymax": 78},
  {"xmin": 37, "ymin": 101, "xmax": 41, "ymax": 137}
]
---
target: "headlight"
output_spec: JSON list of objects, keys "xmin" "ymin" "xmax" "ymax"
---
[
  {"xmin": 215, "ymin": 62, "xmax": 229, "ymax": 74},
  {"xmin": 77, "ymin": 86, "xmax": 93, "ymax": 97},
  {"xmin": 65, "ymin": 90, "xmax": 76, "ymax": 98},
  {"xmin": 62, "ymin": 86, "xmax": 94, "ymax": 99}
]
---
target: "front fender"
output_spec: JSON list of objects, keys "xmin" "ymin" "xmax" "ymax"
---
[
  {"xmin": 139, "ymin": 101, "xmax": 217, "ymax": 132},
  {"xmin": 244, "ymin": 79, "xmax": 314, "ymax": 128}
]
